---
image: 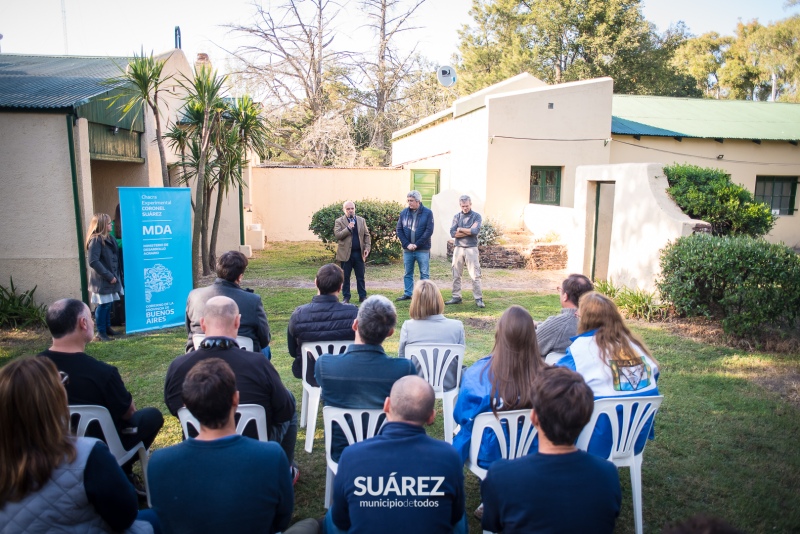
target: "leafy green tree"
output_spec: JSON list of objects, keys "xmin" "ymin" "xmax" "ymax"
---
[
  {"xmin": 717, "ymin": 20, "xmax": 770, "ymax": 100},
  {"xmin": 104, "ymin": 50, "xmax": 173, "ymax": 187},
  {"xmin": 456, "ymin": 0, "xmax": 696, "ymax": 96},
  {"xmin": 673, "ymin": 32, "xmax": 733, "ymax": 97}
]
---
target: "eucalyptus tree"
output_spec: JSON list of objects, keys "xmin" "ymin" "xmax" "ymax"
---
[{"xmin": 105, "ymin": 50, "xmax": 173, "ymax": 187}]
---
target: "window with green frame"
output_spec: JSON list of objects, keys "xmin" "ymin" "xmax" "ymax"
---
[
  {"xmin": 530, "ymin": 166, "xmax": 561, "ymax": 205},
  {"xmin": 755, "ymin": 176, "xmax": 798, "ymax": 215}
]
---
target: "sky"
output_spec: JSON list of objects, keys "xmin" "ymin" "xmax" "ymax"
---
[{"xmin": 0, "ymin": 0, "xmax": 797, "ymax": 74}]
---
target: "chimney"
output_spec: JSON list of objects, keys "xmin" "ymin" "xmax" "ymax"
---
[{"xmin": 195, "ymin": 53, "xmax": 211, "ymax": 73}]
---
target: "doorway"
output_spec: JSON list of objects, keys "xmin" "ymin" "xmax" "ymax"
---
[
  {"xmin": 586, "ymin": 181, "xmax": 616, "ymax": 281},
  {"xmin": 410, "ymin": 169, "xmax": 440, "ymax": 208}
]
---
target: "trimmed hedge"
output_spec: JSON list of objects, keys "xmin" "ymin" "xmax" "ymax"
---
[
  {"xmin": 664, "ymin": 163, "xmax": 775, "ymax": 237},
  {"xmin": 309, "ymin": 199, "xmax": 404, "ymax": 264},
  {"xmin": 658, "ymin": 234, "xmax": 800, "ymax": 336}
]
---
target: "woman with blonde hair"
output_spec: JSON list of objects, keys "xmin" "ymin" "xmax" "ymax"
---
[
  {"xmin": 85, "ymin": 213, "xmax": 123, "ymax": 341},
  {"xmin": 398, "ymin": 279, "xmax": 465, "ymax": 391},
  {"xmin": 452, "ymin": 305, "xmax": 547, "ymax": 467},
  {"xmin": 0, "ymin": 357, "xmax": 151, "ymax": 532},
  {"xmin": 557, "ymin": 291, "xmax": 660, "ymax": 457}
]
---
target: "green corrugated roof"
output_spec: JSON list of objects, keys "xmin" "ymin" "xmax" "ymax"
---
[
  {"xmin": 0, "ymin": 54, "xmax": 130, "ymax": 111},
  {"xmin": 611, "ymin": 94, "xmax": 800, "ymax": 141}
]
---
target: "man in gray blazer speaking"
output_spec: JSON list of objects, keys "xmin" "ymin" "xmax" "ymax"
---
[{"xmin": 334, "ymin": 201, "xmax": 371, "ymax": 304}]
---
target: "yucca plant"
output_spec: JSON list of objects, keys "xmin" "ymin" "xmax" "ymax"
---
[{"xmin": 0, "ymin": 277, "xmax": 46, "ymax": 328}]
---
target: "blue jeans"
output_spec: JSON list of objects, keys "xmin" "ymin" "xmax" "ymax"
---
[
  {"xmin": 402, "ymin": 250, "xmax": 430, "ymax": 297},
  {"xmin": 95, "ymin": 302, "xmax": 112, "ymax": 335}
]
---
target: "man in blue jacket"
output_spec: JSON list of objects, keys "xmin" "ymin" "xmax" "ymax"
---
[
  {"xmin": 327, "ymin": 375, "xmax": 467, "ymax": 534},
  {"xmin": 395, "ymin": 190, "xmax": 435, "ymax": 301}
]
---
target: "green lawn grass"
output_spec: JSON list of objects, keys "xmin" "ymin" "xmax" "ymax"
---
[{"xmin": 2, "ymin": 243, "xmax": 799, "ymax": 533}]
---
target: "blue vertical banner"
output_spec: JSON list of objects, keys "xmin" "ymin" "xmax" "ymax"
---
[{"xmin": 119, "ymin": 187, "xmax": 193, "ymax": 334}]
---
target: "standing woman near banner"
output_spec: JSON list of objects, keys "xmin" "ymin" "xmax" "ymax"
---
[{"xmin": 85, "ymin": 213, "xmax": 124, "ymax": 341}]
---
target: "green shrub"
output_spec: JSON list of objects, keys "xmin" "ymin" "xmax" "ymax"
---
[
  {"xmin": 658, "ymin": 234, "xmax": 800, "ymax": 336},
  {"xmin": 0, "ymin": 277, "xmax": 46, "ymax": 328},
  {"xmin": 309, "ymin": 199, "xmax": 404, "ymax": 264},
  {"xmin": 478, "ymin": 218, "xmax": 504, "ymax": 246},
  {"xmin": 663, "ymin": 163, "xmax": 775, "ymax": 237},
  {"xmin": 594, "ymin": 279, "xmax": 667, "ymax": 321}
]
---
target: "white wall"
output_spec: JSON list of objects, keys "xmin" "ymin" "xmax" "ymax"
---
[
  {"xmin": 567, "ymin": 163, "xmax": 702, "ymax": 291},
  {"xmin": 610, "ymin": 136, "xmax": 800, "ymax": 248},
  {"xmin": 0, "ymin": 113, "xmax": 84, "ymax": 304}
]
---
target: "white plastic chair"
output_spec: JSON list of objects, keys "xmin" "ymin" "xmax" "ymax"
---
[
  {"xmin": 192, "ymin": 333, "xmax": 254, "ymax": 351},
  {"xmin": 177, "ymin": 404, "xmax": 269, "ymax": 441},
  {"xmin": 299, "ymin": 340, "xmax": 351, "ymax": 453},
  {"xmin": 403, "ymin": 343, "xmax": 464, "ymax": 444},
  {"xmin": 465, "ymin": 409, "xmax": 538, "ymax": 481},
  {"xmin": 69, "ymin": 405, "xmax": 151, "ymax": 504},
  {"xmin": 576, "ymin": 395, "xmax": 664, "ymax": 534},
  {"xmin": 323, "ymin": 406, "xmax": 386, "ymax": 509}
]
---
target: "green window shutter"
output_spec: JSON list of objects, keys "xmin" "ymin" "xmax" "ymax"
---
[
  {"xmin": 530, "ymin": 166, "xmax": 561, "ymax": 206},
  {"xmin": 755, "ymin": 176, "xmax": 798, "ymax": 216},
  {"xmin": 411, "ymin": 170, "xmax": 440, "ymax": 207}
]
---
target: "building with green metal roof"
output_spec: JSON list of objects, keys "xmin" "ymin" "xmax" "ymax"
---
[
  {"xmin": 390, "ymin": 73, "xmax": 800, "ymax": 288},
  {"xmin": 0, "ymin": 50, "xmax": 194, "ymax": 305}
]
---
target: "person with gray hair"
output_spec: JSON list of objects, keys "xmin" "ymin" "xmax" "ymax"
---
[
  {"xmin": 334, "ymin": 200, "xmax": 371, "ymax": 303},
  {"xmin": 325, "ymin": 375, "xmax": 467, "ymax": 534},
  {"xmin": 395, "ymin": 190, "xmax": 435, "ymax": 301},
  {"xmin": 164, "ymin": 296, "xmax": 299, "ymax": 478},
  {"xmin": 315, "ymin": 295, "xmax": 416, "ymax": 461},
  {"xmin": 446, "ymin": 194, "xmax": 485, "ymax": 308}
]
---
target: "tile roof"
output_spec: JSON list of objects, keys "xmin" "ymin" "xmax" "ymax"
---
[
  {"xmin": 0, "ymin": 54, "xmax": 130, "ymax": 110},
  {"xmin": 611, "ymin": 94, "xmax": 800, "ymax": 141}
]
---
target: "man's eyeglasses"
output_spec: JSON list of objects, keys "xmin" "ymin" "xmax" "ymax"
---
[{"xmin": 59, "ymin": 371, "xmax": 69, "ymax": 386}]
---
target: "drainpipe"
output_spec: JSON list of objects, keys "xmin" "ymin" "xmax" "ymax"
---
[
  {"xmin": 66, "ymin": 114, "xmax": 90, "ymax": 303},
  {"xmin": 239, "ymin": 174, "xmax": 245, "ymax": 246}
]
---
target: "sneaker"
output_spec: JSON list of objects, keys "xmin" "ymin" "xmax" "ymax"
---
[
  {"xmin": 127, "ymin": 473, "xmax": 147, "ymax": 498},
  {"xmin": 475, "ymin": 299, "xmax": 485, "ymax": 308},
  {"xmin": 106, "ymin": 327, "xmax": 119, "ymax": 336},
  {"xmin": 342, "ymin": 298, "xmax": 350, "ymax": 304},
  {"xmin": 291, "ymin": 465, "xmax": 300, "ymax": 486},
  {"xmin": 93, "ymin": 333, "xmax": 112, "ymax": 342},
  {"xmin": 474, "ymin": 503, "xmax": 484, "ymax": 519},
  {"xmin": 395, "ymin": 295, "xmax": 411, "ymax": 301},
  {"xmin": 444, "ymin": 298, "xmax": 462, "ymax": 305}
]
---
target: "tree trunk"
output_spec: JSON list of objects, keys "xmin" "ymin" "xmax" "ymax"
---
[
  {"xmin": 209, "ymin": 187, "xmax": 225, "ymax": 271},
  {"xmin": 151, "ymin": 95, "xmax": 171, "ymax": 187},
  {"xmin": 771, "ymin": 72, "xmax": 778, "ymax": 102},
  {"xmin": 192, "ymin": 111, "xmax": 212, "ymax": 285},
  {"xmin": 202, "ymin": 184, "xmax": 212, "ymax": 275}
]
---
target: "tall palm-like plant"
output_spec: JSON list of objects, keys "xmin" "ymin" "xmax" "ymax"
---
[
  {"xmin": 208, "ymin": 124, "xmax": 246, "ymax": 268},
  {"xmin": 105, "ymin": 50, "xmax": 173, "ymax": 187},
  {"xmin": 179, "ymin": 67, "xmax": 227, "ymax": 281}
]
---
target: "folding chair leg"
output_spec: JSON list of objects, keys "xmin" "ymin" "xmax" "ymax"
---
[
  {"xmin": 300, "ymin": 388, "xmax": 309, "ymax": 428},
  {"xmin": 631, "ymin": 455, "xmax": 644, "ymax": 534},
  {"xmin": 138, "ymin": 448, "xmax": 151, "ymax": 508},
  {"xmin": 325, "ymin": 466, "xmax": 334, "ymax": 509},
  {"xmin": 443, "ymin": 395, "xmax": 455, "ymax": 444},
  {"xmin": 304, "ymin": 389, "xmax": 321, "ymax": 453}
]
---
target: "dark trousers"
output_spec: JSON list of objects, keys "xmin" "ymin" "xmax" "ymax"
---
[
  {"xmin": 120, "ymin": 407, "xmax": 164, "ymax": 473},
  {"xmin": 341, "ymin": 249, "xmax": 366, "ymax": 301}
]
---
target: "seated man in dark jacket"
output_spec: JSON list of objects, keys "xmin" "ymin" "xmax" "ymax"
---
[
  {"xmin": 185, "ymin": 251, "xmax": 271, "ymax": 353},
  {"xmin": 287, "ymin": 263, "xmax": 358, "ymax": 387},
  {"xmin": 166, "ymin": 296, "xmax": 298, "ymax": 469}
]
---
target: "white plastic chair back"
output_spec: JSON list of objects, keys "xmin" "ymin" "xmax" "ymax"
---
[
  {"xmin": 403, "ymin": 343, "xmax": 464, "ymax": 444},
  {"xmin": 322, "ymin": 406, "xmax": 386, "ymax": 508},
  {"xmin": 466, "ymin": 409, "xmax": 538, "ymax": 481},
  {"xmin": 192, "ymin": 334, "xmax": 254, "ymax": 351},
  {"xmin": 576, "ymin": 395, "xmax": 664, "ymax": 534},
  {"xmin": 69, "ymin": 405, "xmax": 151, "ymax": 504},
  {"xmin": 544, "ymin": 351, "xmax": 566, "ymax": 365},
  {"xmin": 177, "ymin": 404, "xmax": 269, "ymax": 441},
  {"xmin": 299, "ymin": 340, "xmax": 350, "ymax": 453}
]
